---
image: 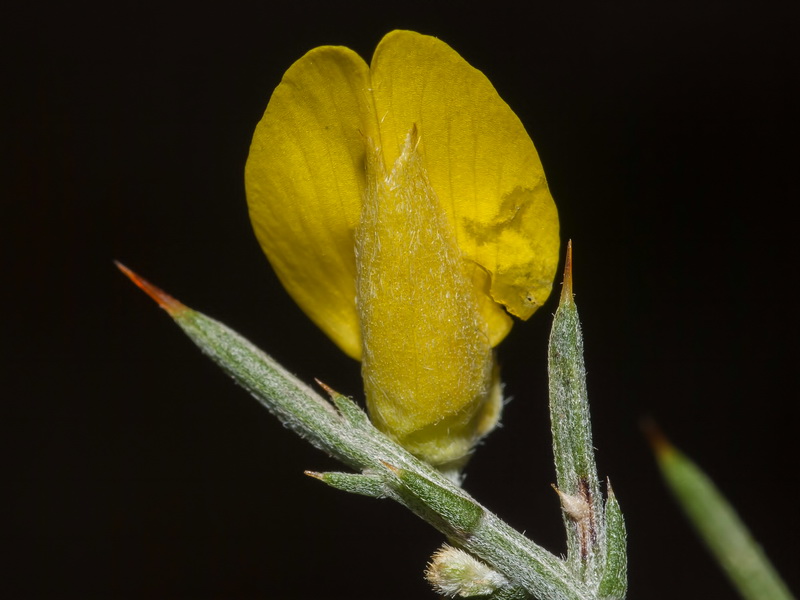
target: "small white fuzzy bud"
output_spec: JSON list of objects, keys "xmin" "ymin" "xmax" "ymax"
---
[
  {"xmin": 552, "ymin": 483, "xmax": 591, "ymax": 522},
  {"xmin": 425, "ymin": 544, "xmax": 508, "ymax": 597}
]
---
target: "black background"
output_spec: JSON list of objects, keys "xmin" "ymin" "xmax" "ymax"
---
[{"xmin": 5, "ymin": 1, "xmax": 799, "ymax": 598}]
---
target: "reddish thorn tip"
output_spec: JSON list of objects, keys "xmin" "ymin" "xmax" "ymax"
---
[
  {"xmin": 314, "ymin": 379, "xmax": 338, "ymax": 397},
  {"xmin": 379, "ymin": 460, "xmax": 401, "ymax": 474},
  {"xmin": 561, "ymin": 240, "xmax": 574, "ymax": 303},
  {"xmin": 640, "ymin": 417, "xmax": 674, "ymax": 457},
  {"xmin": 114, "ymin": 261, "xmax": 186, "ymax": 315}
]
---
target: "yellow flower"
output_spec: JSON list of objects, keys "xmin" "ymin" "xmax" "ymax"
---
[{"xmin": 245, "ymin": 30, "xmax": 559, "ymax": 470}]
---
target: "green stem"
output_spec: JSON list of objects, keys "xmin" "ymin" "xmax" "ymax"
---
[
  {"xmin": 117, "ymin": 259, "xmax": 625, "ymax": 600},
  {"xmin": 650, "ymin": 428, "xmax": 795, "ymax": 600},
  {"xmin": 546, "ymin": 243, "xmax": 627, "ymax": 599}
]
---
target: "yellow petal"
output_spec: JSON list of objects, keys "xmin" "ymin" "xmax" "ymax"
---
[
  {"xmin": 357, "ymin": 129, "xmax": 499, "ymax": 467},
  {"xmin": 369, "ymin": 31, "xmax": 560, "ymax": 341},
  {"xmin": 245, "ymin": 46, "xmax": 378, "ymax": 360}
]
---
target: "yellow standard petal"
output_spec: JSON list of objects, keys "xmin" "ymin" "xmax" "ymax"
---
[
  {"xmin": 357, "ymin": 127, "xmax": 501, "ymax": 468},
  {"xmin": 245, "ymin": 46, "xmax": 378, "ymax": 360},
  {"xmin": 370, "ymin": 31, "xmax": 560, "ymax": 342}
]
